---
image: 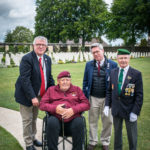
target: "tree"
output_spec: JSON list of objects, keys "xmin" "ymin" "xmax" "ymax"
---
[
  {"xmin": 139, "ymin": 38, "xmax": 148, "ymax": 47},
  {"xmin": 5, "ymin": 30, "xmax": 13, "ymax": 43},
  {"xmin": 105, "ymin": 0, "xmax": 150, "ymax": 46},
  {"xmin": 4, "ymin": 26, "xmax": 33, "ymax": 53},
  {"xmin": 35, "ymin": 0, "xmax": 108, "ymax": 50},
  {"xmin": 4, "ymin": 26, "xmax": 33, "ymax": 43}
]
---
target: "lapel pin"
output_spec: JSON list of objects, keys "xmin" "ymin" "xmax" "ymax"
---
[
  {"xmin": 127, "ymin": 76, "xmax": 132, "ymax": 80},
  {"xmin": 112, "ymin": 84, "xmax": 114, "ymax": 90},
  {"xmin": 45, "ymin": 58, "xmax": 47, "ymax": 63}
]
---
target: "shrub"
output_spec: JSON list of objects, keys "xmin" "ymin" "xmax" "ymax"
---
[
  {"xmin": 7, "ymin": 65, "xmax": 12, "ymax": 68},
  {"xmin": 10, "ymin": 58, "xmax": 16, "ymax": 67},
  {"xmin": 66, "ymin": 60, "xmax": 72, "ymax": 63},
  {"xmin": 83, "ymin": 53, "xmax": 86, "ymax": 62},
  {"xmin": 0, "ymin": 47, "xmax": 5, "ymax": 52},
  {"xmin": 51, "ymin": 52, "xmax": 56, "ymax": 63},
  {"xmin": 58, "ymin": 59, "xmax": 64, "ymax": 64},
  {"xmin": 1, "ymin": 56, "xmax": 5, "ymax": 64},
  {"xmin": 77, "ymin": 54, "xmax": 81, "ymax": 63}
]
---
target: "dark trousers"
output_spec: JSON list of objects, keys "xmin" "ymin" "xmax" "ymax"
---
[
  {"xmin": 47, "ymin": 116, "xmax": 84, "ymax": 150},
  {"xmin": 113, "ymin": 116, "xmax": 137, "ymax": 150}
]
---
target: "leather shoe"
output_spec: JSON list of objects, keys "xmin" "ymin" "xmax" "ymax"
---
[
  {"xmin": 87, "ymin": 144, "xmax": 96, "ymax": 150},
  {"xmin": 102, "ymin": 145, "xmax": 109, "ymax": 150},
  {"xmin": 33, "ymin": 139, "xmax": 42, "ymax": 147},
  {"xmin": 26, "ymin": 145, "xmax": 37, "ymax": 150}
]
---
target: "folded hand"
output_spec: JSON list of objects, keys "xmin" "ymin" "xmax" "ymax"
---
[
  {"xmin": 56, "ymin": 104, "xmax": 66, "ymax": 115},
  {"xmin": 62, "ymin": 108, "xmax": 74, "ymax": 119}
]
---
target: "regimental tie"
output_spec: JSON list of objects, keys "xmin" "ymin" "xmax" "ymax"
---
[
  {"xmin": 98, "ymin": 61, "xmax": 100, "ymax": 76},
  {"xmin": 39, "ymin": 57, "xmax": 45, "ymax": 97},
  {"xmin": 118, "ymin": 68, "xmax": 124, "ymax": 95}
]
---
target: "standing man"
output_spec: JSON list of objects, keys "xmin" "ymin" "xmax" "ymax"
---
[
  {"xmin": 83, "ymin": 43, "xmax": 117, "ymax": 150},
  {"xmin": 15, "ymin": 36, "xmax": 55, "ymax": 150},
  {"xmin": 104, "ymin": 49, "xmax": 143, "ymax": 150}
]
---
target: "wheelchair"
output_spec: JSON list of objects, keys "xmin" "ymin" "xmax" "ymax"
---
[{"xmin": 42, "ymin": 112, "xmax": 87, "ymax": 150}]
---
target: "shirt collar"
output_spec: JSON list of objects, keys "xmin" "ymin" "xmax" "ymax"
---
[
  {"xmin": 97, "ymin": 57, "xmax": 105, "ymax": 66},
  {"xmin": 119, "ymin": 65, "xmax": 129, "ymax": 73},
  {"xmin": 37, "ymin": 55, "xmax": 44, "ymax": 61}
]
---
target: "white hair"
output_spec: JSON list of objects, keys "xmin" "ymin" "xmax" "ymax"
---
[
  {"xmin": 33, "ymin": 36, "xmax": 48, "ymax": 46},
  {"xmin": 90, "ymin": 43, "xmax": 104, "ymax": 51}
]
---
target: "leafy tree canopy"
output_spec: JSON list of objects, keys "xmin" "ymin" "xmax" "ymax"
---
[
  {"xmin": 35, "ymin": 0, "xmax": 108, "ymax": 49},
  {"xmin": 5, "ymin": 26, "xmax": 33, "ymax": 43},
  {"xmin": 105, "ymin": 0, "xmax": 150, "ymax": 46}
]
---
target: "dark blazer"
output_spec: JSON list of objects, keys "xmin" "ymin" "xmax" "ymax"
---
[
  {"xmin": 15, "ymin": 50, "xmax": 55, "ymax": 106},
  {"xmin": 83, "ymin": 56, "xmax": 117, "ymax": 99},
  {"xmin": 105, "ymin": 66, "xmax": 143, "ymax": 119}
]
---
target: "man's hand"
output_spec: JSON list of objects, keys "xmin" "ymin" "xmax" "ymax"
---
[
  {"xmin": 32, "ymin": 97, "xmax": 39, "ymax": 107},
  {"xmin": 130, "ymin": 112, "xmax": 137, "ymax": 122},
  {"xmin": 103, "ymin": 106, "xmax": 109, "ymax": 117},
  {"xmin": 62, "ymin": 108, "xmax": 74, "ymax": 119},
  {"xmin": 56, "ymin": 104, "xmax": 66, "ymax": 115}
]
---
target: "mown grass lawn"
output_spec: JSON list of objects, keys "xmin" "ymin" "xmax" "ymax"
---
[
  {"xmin": 0, "ymin": 126, "xmax": 23, "ymax": 150},
  {"xmin": 0, "ymin": 57, "xmax": 150, "ymax": 150}
]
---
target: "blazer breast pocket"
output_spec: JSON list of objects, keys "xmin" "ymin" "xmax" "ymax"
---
[{"xmin": 125, "ymin": 83, "xmax": 135, "ymax": 97}]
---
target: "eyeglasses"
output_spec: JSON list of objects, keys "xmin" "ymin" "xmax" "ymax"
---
[
  {"xmin": 92, "ymin": 50, "xmax": 100, "ymax": 55},
  {"xmin": 35, "ymin": 44, "xmax": 47, "ymax": 47}
]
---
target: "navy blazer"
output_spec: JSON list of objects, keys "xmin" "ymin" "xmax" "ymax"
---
[
  {"xmin": 15, "ymin": 51, "xmax": 55, "ymax": 106},
  {"xmin": 83, "ymin": 56, "xmax": 117, "ymax": 99},
  {"xmin": 105, "ymin": 67, "xmax": 143, "ymax": 119}
]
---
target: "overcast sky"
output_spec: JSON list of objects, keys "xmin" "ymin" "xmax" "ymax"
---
[
  {"xmin": 0, "ymin": 0, "xmax": 123, "ymax": 45},
  {"xmin": 0, "ymin": 0, "xmax": 36, "ymax": 42}
]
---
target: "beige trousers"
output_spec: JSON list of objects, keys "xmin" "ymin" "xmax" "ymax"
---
[
  {"xmin": 20, "ymin": 104, "xmax": 39, "ymax": 147},
  {"xmin": 88, "ymin": 96, "xmax": 113, "ymax": 146}
]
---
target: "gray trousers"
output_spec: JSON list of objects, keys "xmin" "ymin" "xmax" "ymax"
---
[
  {"xmin": 88, "ymin": 96, "xmax": 113, "ymax": 146},
  {"xmin": 20, "ymin": 104, "xmax": 39, "ymax": 147},
  {"xmin": 113, "ymin": 116, "xmax": 137, "ymax": 150}
]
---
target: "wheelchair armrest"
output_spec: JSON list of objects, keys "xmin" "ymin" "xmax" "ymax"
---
[{"xmin": 45, "ymin": 112, "xmax": 51, "ymax": 118}]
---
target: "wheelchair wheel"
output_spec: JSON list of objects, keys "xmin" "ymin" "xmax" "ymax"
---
[
  {"xmin": 42, "ymin": 116, "xmax": 48, "ymax": 150},
  {"xmin": 82, "ymin": 115, "xmax": 87, "ymax": 150}
]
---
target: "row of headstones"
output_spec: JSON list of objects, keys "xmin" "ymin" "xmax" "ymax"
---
[
  {"xmin": 48, "ymin": 51, "xmax": 150, "ymax": 63},
  {"xmin": 0, "ymin": 51, "xmax": 150, "ymax": 66}
]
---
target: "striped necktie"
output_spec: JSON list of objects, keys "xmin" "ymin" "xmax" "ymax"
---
[{"xmin": 118, "ymin": 68, "xmax": 124, "ymax": 95}]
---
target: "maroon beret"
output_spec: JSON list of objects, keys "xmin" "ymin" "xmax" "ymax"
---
[{"xmin": 57, "ymin": 71, "xmax": 71, "ymax": 79}]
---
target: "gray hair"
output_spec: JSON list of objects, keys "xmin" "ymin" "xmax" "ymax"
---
[
  {"xmin": 90, "ymin": 43, "xmax": 104, "ymax": 52},
  {"xmin": 33, "ymin": 36, "xmax": 48, "ymax": 46}
]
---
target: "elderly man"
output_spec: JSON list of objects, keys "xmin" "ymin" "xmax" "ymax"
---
[
  {"xmin": 15, "ymin": 36, "xmax": 54, "ymax": 150},
  {"xmin": 40, "ymin": 71, "xmax": 90, "ymax": 150},
  {"xmin": 104, "ymin": 49, "xmax": 143, "ymax": 150},
  {"xmin": 83, "ymin": 43, "xmax": 117, "ymax": 150}
]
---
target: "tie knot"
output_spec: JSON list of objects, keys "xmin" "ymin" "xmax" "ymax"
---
[
  {"xmin": 39, "ymin": 57, "xmax": 42, "ymax": 63},
  {"xmin": 98, "ymin": 61, "xmax": 100, "ymax": 65},
  {"xmin": 120, "ymin": 68, "xmax": 124, "ymax": 72}
]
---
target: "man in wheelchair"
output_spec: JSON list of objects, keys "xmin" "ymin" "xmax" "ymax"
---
[{"xmin": 40, "ymin": 71, "xmax": 90, "ymax": 150}]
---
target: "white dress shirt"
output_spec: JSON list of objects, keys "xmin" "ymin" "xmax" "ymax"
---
[
  {"xmin": 96, "ymin": 57, "xmax": 105, "ymax": 67},
  {"xmin": 37, "ymin": 55, "xmax": 47, "ymax": 91},
  {"xmin": 118, "ymin": 65, "xmax": 129, "ymax": 89}
]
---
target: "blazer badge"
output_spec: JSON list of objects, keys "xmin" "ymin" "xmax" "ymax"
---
[
  {"xmin": 125, "ymin": 83, "xmax": 135, "ymax": 96},
  {"xmin": 127, "ymin": 76, "xmax": 132, "ymax": 80},
  {"xmin": 71, "ymin": 92, "xmax": 77, "ymax": 97}
]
